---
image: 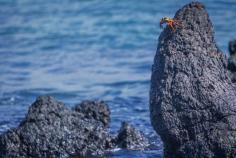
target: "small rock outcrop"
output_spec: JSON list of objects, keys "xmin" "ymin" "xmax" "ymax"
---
[
  {"xmin": 150, "ymin": 1, "xmax": 236, "ymax": 158},
  {"xmin": 115, "ymin": 122, "xmax": 149, "ymax": 150},
  {"xmin": 0, "ymin": 96, "xmax": 149, "ymax": 157},
  {"xmin": 228, "ymin": 39, "xmax": 236, "ymax": 82},
  {"xmin": 0, "ymin": 96, "xmax": 111, "ymax": 158}
]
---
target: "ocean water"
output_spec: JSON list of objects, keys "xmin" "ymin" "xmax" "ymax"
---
[{"xmin": 0, "ymin": 0, "xmax": 236, "ymax": 157}]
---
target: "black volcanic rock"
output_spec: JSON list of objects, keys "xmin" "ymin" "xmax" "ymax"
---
[
  {"xmin": 228, "ymin": 40, "xmax": 236, "ymax": 71},
  {"xmin": 74, "ymin": 100, "xmax": 110, "ymax": 127},
  {"xmin": 115, "ymin": 122, "xmax": 149, "ymax": 150},
  {"xmin": 228, "ymin": 39, "xmax": 236, "ymax": 82},
  {"xmin": 150, "ymin": 1, "xmax": 236, "ymax": 158},
  {"xmin": 229, "ymin": 40, "xmax": 236, "ymax": 56},
  {"xmin": 0, "ymin": 96, "xmax": 111, "ymax": 158},
  {"xmin": 0, "ymin": 96, "xmax": 150, "ymax": 158}
]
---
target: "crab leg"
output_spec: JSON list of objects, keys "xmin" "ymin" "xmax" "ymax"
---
[{"xmin": 169, "ymin": 21, "xmax": 176, "ymax": 32}]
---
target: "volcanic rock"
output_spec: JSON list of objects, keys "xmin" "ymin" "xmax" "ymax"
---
[
  {"xmin": 0, "ymin": 96, "xmax": 150, "ymax": 158},
  {"xmin": 74, "ymin": 100, "xmax": 110, "ymax": 127},
  {"xmin": 228, "ymin": 39, "xmax": 236, "ymax": 82},
  {"xmin": 115, "ymin": 122, "xmax": 149, "ymax": 150},
  {"xmin": 150, "ymin": 2, "xmax": 236, "ymax": 158},
  {"xmin": 0, "ymin": 96, "xmax": 111, "ymax": 158}
]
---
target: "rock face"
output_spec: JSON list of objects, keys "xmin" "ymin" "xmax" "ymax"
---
[
  {"xmin": 150, "ymin": 2, "xmax": 236, "ymax": 158},
  {"xmin": 0, "ymin": 96, "xmax": 111, "ymax": 158},
  {"xmin": 115, "ymin": 122, "xmax": 149, "ymax": 150},
  {"xmin": 228, "ymin": 39, "xmax": 236, "ymax": 82}
]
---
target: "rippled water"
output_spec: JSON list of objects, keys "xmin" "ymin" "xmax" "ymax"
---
[{"xmin": 0, "ymin": 0, "xmax": 236, "ymax": 157}]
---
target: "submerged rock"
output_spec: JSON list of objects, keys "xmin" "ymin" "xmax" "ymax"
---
[
  {"xmin": 0, "ymin": 96, "xmax": 111, "ymax": 158},
  {"xmin": 115, "ymin": 122, "xmax": 149, "ymax": 150},
  {"xmin": 150, "ymin": 1, "xmax": 236, "ymax": 158}
]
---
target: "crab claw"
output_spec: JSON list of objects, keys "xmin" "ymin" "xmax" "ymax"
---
[
  {"xmin": 194, "ymin": 3, "xmax": 205, "ymax": 10},
  {"xmin": 159, "ymin": 19, "xmax": 165, "ymax": 29}
]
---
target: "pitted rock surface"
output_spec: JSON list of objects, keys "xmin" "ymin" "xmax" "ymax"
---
[
  {"xmin": 74, "ymin": 100, "xmax": 110, "ymax": 127},
  {"xmin": 228, "ymin": 39, "xmax": 236, "ymax": 82},
  {"xmin": 150, "ymin": 2, "xmax": 236, "ymax": 158},
  {"xmin": 115, "ymin": 122, "xmax": 149, "ymax": 150},
  {"xmin": 0, "ymin": 96, "xmax": 150, "ymax": 158},
  {"xmin": 0, "ymin": 96, "xmax": 110, "ymax": 158}
]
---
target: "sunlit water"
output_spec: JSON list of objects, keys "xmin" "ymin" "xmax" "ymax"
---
[{"xmin": 0, "ymin": 0, "xmax": 236, "ymax": 157}]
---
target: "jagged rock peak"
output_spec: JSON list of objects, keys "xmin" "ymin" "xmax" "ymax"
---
[{"xmin": 150, "ymin": 1, "xmax": 236, "ymax": 158}]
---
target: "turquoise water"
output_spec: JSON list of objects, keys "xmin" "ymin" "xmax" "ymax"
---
[{"xmin": 0, "ymin": 0, "xmax": 236, "ymax": 157}]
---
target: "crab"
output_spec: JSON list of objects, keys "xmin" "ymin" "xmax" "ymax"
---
[
  {"xmin": 160, "ymin": 17, "xmax": 182, "ymax": 32},
  {"xmin": 193, "ymin": 3, "xmax": 205, "ymax": 10}
]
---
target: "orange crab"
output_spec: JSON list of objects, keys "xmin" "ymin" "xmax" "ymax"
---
[
  {"xmin": 193, "ymin": 3, "xmax": 205, "ymax": 10},
  {"xmin": 160, "ymin": 17, "xmax": 182, "ymax": 32}
]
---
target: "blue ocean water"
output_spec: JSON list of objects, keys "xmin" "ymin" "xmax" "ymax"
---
[{"xmin": 0, "ymin": 0, "xmax": 236, "ymax": 157}]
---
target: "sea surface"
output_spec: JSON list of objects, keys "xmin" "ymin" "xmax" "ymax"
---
[{"xmin": 0, "ymin": 0, "xmax": 236, "ymax": 157}]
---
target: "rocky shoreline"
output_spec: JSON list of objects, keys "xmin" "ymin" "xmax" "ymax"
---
[
  {"xmin": 1, "ymin": 1, "xmax": 236, "ymax": 158},
  {"xmin": 0, "ymin": 96, "xmax": 149, "ymax": 158}
]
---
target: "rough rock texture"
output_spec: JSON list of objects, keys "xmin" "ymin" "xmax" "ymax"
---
[
  {"xmin": 229, "ymin": 40, "xmax": 236, "ymax": 56},
  {"xmin": 150, "ymin": 2, "xmax": 236, "ymax": 158},
  {"xmin": 115, "ymin": 122, "xmax": 149, "ymax": 150},
  {"xmin": 0, "ymin": 96, "xmax": 150, "ymax": 158},
  {"xmin": 74, "ymin": 100, "xmax": 110, "ymax": 127},
  {"xmin": 228, "ymin": 39, "xmax": 236, "ymax": 82},
  {"xmin": 0, "ymin": 96, "xmax": 111, "ymax": 158}
]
